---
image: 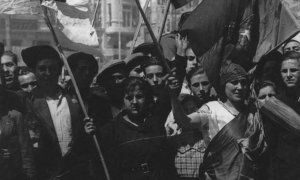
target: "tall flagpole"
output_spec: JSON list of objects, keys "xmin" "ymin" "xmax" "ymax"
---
[
  {"xmin": 134, "ymin": 0, "xmax": 171, "ymax": 73},
  {"xmin": 42, "ymin": 6, "xmax": 111, "ymax": 180},
  {"xmin": 129, "ymin": 0, "xmax": 151, "ymax": 54},
  {"xmin": 157, "ymin": 0, "xmax": 171, "ymax": 43}
]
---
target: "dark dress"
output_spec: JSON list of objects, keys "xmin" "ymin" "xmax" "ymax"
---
[{"xmin": 99, "ymin": 92, "xmax": 177, "ymax": 180}]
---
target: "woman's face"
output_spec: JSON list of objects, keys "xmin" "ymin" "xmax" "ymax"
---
[
  {"xmin": 225, "ymin": 78, "xmax": 248, "ymax": 104},
  {"xmin": 124, "ymin": 85, "xmax": 147, "ymax": 116}
]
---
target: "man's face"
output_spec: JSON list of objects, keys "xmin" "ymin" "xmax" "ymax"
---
[
  {"xmin": 144, "ymin": 65, "xmax": 164, "ymax": 87},
  {"xmin": 190, "ymin": 73, "xmax": 211, "ymax": 101},
  {"xmin": 283, "ymin": 41, "xmax": 300, "ymax": 54},
  {"xmin": 35, "ymin": 59, "xmax": 60, "ymax": 88},
  {"xmin": 124, "ymin": 86, "xmax": 147, "ymax": 117},
  {"xmin": 280, "ymin": 59, "xmax": 300, "ymax": 88},
  {"xmin": 1, "ymin": 55, "xmax": 18, "ymax": 87},
  {"xmin": 74, "ymin": 59, "xmax": 95, "ymax": 89},
  {"xmin": 19, "ymin": 73, "xmax": 37, "ymax": 93},
  {"xmin": 186, "ymin": 48, "xmax": 199, "ymax": 73}
]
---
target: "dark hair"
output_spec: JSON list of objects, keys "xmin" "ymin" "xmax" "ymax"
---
[
  {"xmin": 186, "ymin": 66, "xmax": 206, "ymax": 87},
  {"xmin": 255, "ymin": 80, "xmax": 277, "ymax": 95},
  {"xmin": 67, "ymin": 52, "xmax": 98, "ymax": 76},
  {"xmin": 18, "ymin": 66, "xmax": 32, "ymax": 76},
  {"xmin": 282, "ymin": 39, "xmax": 300, "ymax": 53},
  {"xmin": 141, "ymin": 56, "xmax": 164, "ymax": 73},
  {"xmin": 282, "ymin": 51, "xmax": 300, "ymax": 63},
  {"xmin": 2, "ymin": 51, "xmax": 18, "ymax": 64},
  {"xmin": 124, "ymin": 77, "xmax": 154, "ymax": 107},
  {"xmin": 255, "ymin": 51, "xmax": 282, "ymax": 80}
]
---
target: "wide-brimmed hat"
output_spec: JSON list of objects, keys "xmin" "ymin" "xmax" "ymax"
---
[
  {"xmin": 96, "ymin": 60, "xmax": 126, "ymax": 85},
  {"xmin": 21, "ymin": 45, "xmax": 62, "ymax": 69},
  {"xmin": 124, "ymin": 53, "xmax": 149, "ymax": 73},
  {"xmin": 67, "ymin": 52, "xmax": 99, "ymax": 76}
]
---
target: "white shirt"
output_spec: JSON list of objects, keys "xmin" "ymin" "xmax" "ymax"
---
[{"xmin": 46, "ymin": 95, "xmax": 72, "ymax": 156}]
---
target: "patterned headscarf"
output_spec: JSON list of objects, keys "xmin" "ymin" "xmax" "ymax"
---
[{"xmin": 220, "ymin": 63, "xmax": 248, "ymax": 86}]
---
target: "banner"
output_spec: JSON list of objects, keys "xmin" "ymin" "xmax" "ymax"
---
[
  {"xmin": 0, "ymin": 0, "xmax": 41, "ymax": 15},
  {"xmin": 253, "ymin": 0, "xmax": 300, "ymax": 62},
  {"xmin": 42, "ymin": 0, "xmax": 102, "ymax": 56}
]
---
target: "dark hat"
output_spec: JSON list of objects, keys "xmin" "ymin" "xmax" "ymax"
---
[
  {"xmin": 67, "ymin": 52, "xmax": 99, "ymax": 76},
  {"xmin": 96, "ymin": 60, "xmax": 126, "ymax": 85},
  {"xmin": 0, "ymin": 42, "xmax": 4, "ymax": 57},
  {"xmin": 220, "ymin": 63, "xmax": 248, "ymax": 86},
  {"xmin": 124, "ymin": 53, "xmax": 149, "ymax": 73},
  {"xmin": 21, "ymin": 45, "xmax": 62, "ymax": 69},
  {"xmin": 132, "ymin": 42, "xmax": 160, "ymax": 57}
]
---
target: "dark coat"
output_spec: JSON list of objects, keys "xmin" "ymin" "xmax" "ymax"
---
[{"xmin": 25, "ymin": 87, "xmax": 89, "ymax": 180}]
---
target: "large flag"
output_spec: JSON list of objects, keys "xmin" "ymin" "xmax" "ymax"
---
[
  {"xmin": 0, "ymin": 0, "xmax": 41, "ymax": 15},
  {"xmin": 171, "ymin": 0, "xmax": 193, "ymax": 9},
  {"xmin": 253, "ymin": 0, "xmax": 300, "ymax": 62},
  {"xmin": 179, "ymin": 0, "xmax": 251, "ymax": 91},
  {"xmin": 42, "ymin": 0, "xmax": 102, "ymax": 56}
]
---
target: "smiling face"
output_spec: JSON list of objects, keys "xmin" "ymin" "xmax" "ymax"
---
[
  {"xmin": 35, "ymin": 59, "xmax": 61, "ymax": 89},
  {"xmin": 1, "ymin": 54, "xmax": 18, "ymax": 87},
  {"xmin": 280, "ymin": 59, "xmax": 300, "ymax": 89},
  {"xmin": 124, "ymin": 85, "xmax": 147, "ymax": 117},
  {"xmin": 190, "ymin": 73, "xmax": 211, "ymax": 102},
  {"xmin": 225, "ymin": 78, "xmax": 248, "ymax": 104}
]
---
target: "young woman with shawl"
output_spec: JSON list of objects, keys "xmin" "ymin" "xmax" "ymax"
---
[{"xmin": 167, "ymin": 63, "xmax": 266, "ymax": 180}]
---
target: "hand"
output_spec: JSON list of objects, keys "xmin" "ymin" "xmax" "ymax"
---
[
  {"xmin": 175, "ymin": 33, "xmax": 189, "ymax": 57},
  {"xmin": 165, "ymin": 69, "xmax": 181, "ymax": 93},
  {"xmin": 165, "ymin": 122, "xmax": 182, "ymax": 136},
  {"xmin": 84, "ymin": 117, "xmax": 96, "ymax": 135}
]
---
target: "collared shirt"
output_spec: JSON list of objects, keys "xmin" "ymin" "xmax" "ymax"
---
[{"xmin": 46, "ymin": 94, "xmax": 72, "ymax": 156}]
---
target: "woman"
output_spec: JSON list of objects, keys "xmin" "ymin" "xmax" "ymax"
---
[
  {"xmin": 167, "ymin": 63, "xmax": 266, "ymax": 180},
  {"xmin": 85, "ymin": 77, "xmax": 177, "ymax": 180},
  {"xmin": 0, "ymin": 86, "xmax": 36, "ymax": 180}
]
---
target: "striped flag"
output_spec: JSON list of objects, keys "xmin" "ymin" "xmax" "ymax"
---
[{"xmin": 42, "ymin": 0, "xmax": 102, "ymax": 56}]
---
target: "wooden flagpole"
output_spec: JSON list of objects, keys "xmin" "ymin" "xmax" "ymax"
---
[
  {"xmin": 157, "ymin": 0, "xmax": 171, "ymax": 43},
  {"xmin": 92, "ymin": 0, "xmax": 101, "ymax": 27},
  {"xmin": 134, "ymin": 0, "xmax": 171, "ymax": 73},
  {"xmin": 129, "ymin": 0, "xmax": 151, "ymax": 54},
  {"xmin": 42, "ymin": 6, "xmax": 111, "ymax": 180}
]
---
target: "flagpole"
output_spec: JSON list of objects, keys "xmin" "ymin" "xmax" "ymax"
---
[
  {"xmin": 129, "ymin": 0, "xmax": 151, "ymax": 54},
  {"xmin": 157, "ymin": 0, "xmax": 171, "ymax": 43},
  {"xmin": 92, "ymin": 0, "xmax": 101, "ymax": 27},
  {"xmin": 42, "ymin": 7, "xmax": 111, "ymax": 180},
  {"xmin": 134, "ymin": 0, "xmax": 171, "ymax": 73}
]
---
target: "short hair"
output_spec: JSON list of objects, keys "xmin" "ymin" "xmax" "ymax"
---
[
  {"xmin": 18, "ymin": 66, "xmax": 32, "ymax": 76},
  {"xmin": 2, "ymin": 51, "xmax": 18, "ymax": 64},
  {"xmin": 255, "ymin": 51, "xmax": 282, "ymax": 79},
  {"xmin": 255, "ymin": 80, "xmax": 277, "ymax": 95},
  {"xmin": 186, "ymin": 66, "xmax": 206, "ymax": 86},
  {"xmin": 282, "ymin": 39, "xmax": 300, "ymax": 52},
  {"xmin": 282, "ymin": 51, "xmax": 300, "ymax": 64},
  {"xmin": 141, "ymin": 56, "xmax": 164, "ymax": 73}
]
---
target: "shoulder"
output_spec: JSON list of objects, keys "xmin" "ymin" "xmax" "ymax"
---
[{"xmin": 199, "ymin": 100, "xmax": 220, "ymax": 112}]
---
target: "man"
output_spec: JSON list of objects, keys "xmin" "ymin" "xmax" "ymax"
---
[
  {"xmin": 18, "ymin": 71, "xmax": 37, "ymax": 94},
  {"xmin": 124, "ymin": 52, "xmax": 147, "ymax": 78},
  {"xmin": 165, "ymin": 67, "xmax": 214, "ymax": 179},
  {"xmin": 96, "ymin": 60, "xmax": 127, "ymax": 118},
  {"xmin": 22, "ymin": 45, "xmax": 90, "ymax": 180},
  {"xmin": 1, "ymin": 51, "xmax": 20, "ymax": 91},
  {"xmin": 282, "ymin": 39, "xmax": 300, "ymax": 54},
  {"xmin": 262, "ymin": 51, "xmax": 300, "ymax": 180}
]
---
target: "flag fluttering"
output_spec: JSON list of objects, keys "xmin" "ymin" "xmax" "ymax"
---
[
  {"xmin": 0, "ymin": 0, "xmax": 41, "ymax": 15},
  {"xmin": 42, "ymin": 0, "xmax": 102, "ymax": 56},
  {"xmin": 253, "ymin": 0, "xmax": 300, "ymax": 62}
]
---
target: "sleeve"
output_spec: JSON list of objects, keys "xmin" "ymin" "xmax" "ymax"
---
[{"xmin": 11, "ymin": 110, "xmax": 36, "ymax": 179}]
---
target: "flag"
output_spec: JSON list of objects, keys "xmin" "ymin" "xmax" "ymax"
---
[
  {"xmin": 0, "ymin": 0, "xmax": 41, "ymax": 15},
  {"xmin": 42, "ymin": 0, "xmax": 102, "ymax": 56},
  {"xmin": 171, "ymin": 0, "xmax": 193, "ymax": 9},
  {"xmin": 253, "ymin": 0, "xmax": 300, "ymax": 62},
  {"xmin": 180, "ymin": 0, "xmax": 250, "ymax": 91}
]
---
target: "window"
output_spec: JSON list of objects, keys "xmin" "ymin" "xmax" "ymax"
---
[
  {"xmin": 108, "ymin": 3, "xmax": 112, "ymax": 26},
  {"xmin": 122, "ymin": 4, "xmax": 131, "ymax": 27}
]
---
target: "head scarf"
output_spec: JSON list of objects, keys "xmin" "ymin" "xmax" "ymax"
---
[{"xmin": 220, "ymin": 63, "xmax": 248, "ymax": 86}]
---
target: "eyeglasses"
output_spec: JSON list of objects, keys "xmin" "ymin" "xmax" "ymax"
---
[{"xmin": 20, "ymin": 81, "xmax": 37, "ymax": 89}]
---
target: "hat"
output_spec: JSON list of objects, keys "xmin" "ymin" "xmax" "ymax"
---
[
  {"xmin": 67, "ymin": 52, "xmax": 98, "ymax": 76},
  {"xmin": 220, "ymin": 63, "xmax": 248, "ymax": 86},
  {"xmin": 96, "ymin": 60, "xmax": 126, "ymax": 85},
  {"xmin": 21, "ymin": 45, "xmax": 62, "ymax": 69},
  {"xmin": 132, "ymin": 42, "xmax": 160, "ymax": 57},
  {"xmin": 124, "ymin": 53, "xmax": 149, "ymax": 73}
]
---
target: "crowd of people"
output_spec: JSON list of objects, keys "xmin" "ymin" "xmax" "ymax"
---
[{"xmin": 1, "ymin": 12, "xmax": 300, "ymax": 180}]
